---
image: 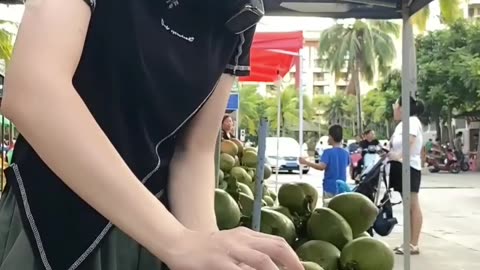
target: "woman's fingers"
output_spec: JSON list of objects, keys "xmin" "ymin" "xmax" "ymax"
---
[
  {"xmin": 238, "ymin": 263, "xmax": 257, "ymax": 270},
  {"xmin": 247, "ymin": 238, "xmax": 302, "ymax": 270},
  {"xmin": 233, "ymin": 248, "xmax": 279, "ymax": 270},
  {"xmin": 233, "ymin": 227, "xmax": 301, "ymax": 270}
]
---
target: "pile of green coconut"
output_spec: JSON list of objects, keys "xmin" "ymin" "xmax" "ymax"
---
[{"xmin": 215, "ymin": 139, "xmax": 394, "ymax": 270}]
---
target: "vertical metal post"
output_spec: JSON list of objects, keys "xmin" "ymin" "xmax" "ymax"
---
[
  {"xmin": 299, "ymin": 52, "xmax": 305, "ymax": 179},
  {"xmin": 214, "ymin": 131, "xmax": 221, "ymax": 188},
  {"xmin": 252, "ymin": 118, "xmax": 268, "ymax": 231},
  {"xmin": 274, "ymin": 77, "xmax": 281, "ymax": 192},
  {"xmin": 234, "ymin": 80, "xmax": 241, "ymax": 138},
  {"xmin": 401, "ymin": 3, "xmax": 414, "ymax": 269},
  {"xmin": 1, "ymin": 116, "xmax": 4, "ymax": 193}
]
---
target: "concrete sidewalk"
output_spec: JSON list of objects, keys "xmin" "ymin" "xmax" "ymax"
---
[
  {"xmin": 387, "ymin": 172, "xmax": 480, "ymax": 270},
  {"xmin": 384, "ymin": 228, "xmax": 480, "ymax": 270}
]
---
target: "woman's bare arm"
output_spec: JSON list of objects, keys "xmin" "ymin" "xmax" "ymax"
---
[
  {"xmin": 169, "ymin": 74, "xmax": 234, "ymax": 232},
  {"xmin": 2, "ymin": 0, "xmax": 187, "ymax": 261}
]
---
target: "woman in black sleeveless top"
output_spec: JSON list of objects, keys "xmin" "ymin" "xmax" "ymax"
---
[{"xmin": 0, "ymin": 1, "xmax": 302, "ymax": 270}]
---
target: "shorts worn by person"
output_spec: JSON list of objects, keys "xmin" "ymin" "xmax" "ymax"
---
[{"xmin": 0, "ymin": 1, "xmax": 255, "ymax": 270}]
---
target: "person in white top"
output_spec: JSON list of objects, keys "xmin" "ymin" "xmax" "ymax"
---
[{"xmin": 388, "ymin": 96, "xmax": 424, "ymax": 255}]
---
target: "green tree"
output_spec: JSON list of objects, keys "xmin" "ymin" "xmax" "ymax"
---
[
  {"xmin": 318, "ymin": 20, "xmax": 400, "ymax": 135},
  {"xmin": 265, "ymin": 86, "xmax": 298, "ymax": 136},
  {"xmin": 416, "ymin": 20, "xmax": 479, "ymax": 142},
  {"xmin": 375, "ymin": 69, "xmax": 402, "ymax": 137},
  {"xmin": 0, "ymin": 20, "xmax": 15, "ymax": 65},
  {"xmin": 412, "ymin": 0, "xmax": 464, "ymax": 32},
  {"xmin": 314, "ymin": 94, "xmax": 356, "ymax": 138},
  {"xmin": 265, "ymin": 85, "xmax": 314, "ymax": 137},
  {"xmin": 362, "ymin": 89, "xmax": 388, "ymax": 136},
  {"xmin": 238, "ymin": 85, "xmax": 264, "ymax": 136}
]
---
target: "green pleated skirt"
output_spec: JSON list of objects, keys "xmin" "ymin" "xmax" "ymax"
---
[{"xmin": 0, "ymin": 189, "xmax": 165, "ymax": 270}]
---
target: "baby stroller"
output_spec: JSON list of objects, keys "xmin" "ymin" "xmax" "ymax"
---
[{"xmin": 352, "ymin": 147, "xmax": 398, "ymax": 237}]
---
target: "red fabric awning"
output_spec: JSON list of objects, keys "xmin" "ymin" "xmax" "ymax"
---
[{"xmin": 240, "ymin": 31, "xmax": 304, "ymax": 83}]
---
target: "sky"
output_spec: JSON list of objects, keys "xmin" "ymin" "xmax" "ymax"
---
[{"xmin": 0, "ymin": 4, "xmax": 22, "ymax": 23}]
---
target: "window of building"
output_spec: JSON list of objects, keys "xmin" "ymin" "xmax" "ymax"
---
[
  {"xmin": 313, "ymin": 86, "xmax": 325, "ymax": 96},
  {"xmin": 314, "ymin": 59, "xmax": 326, "ymax": 68},
  {"xmin": 337, "ymin": 86, "xmax": 347, "ymax": 92},
  {"xmin": 338, "ymin": 72, "xmax": 349, "ymax": 81},
  {"xmin": 469, "ymin": 7, "xmax": 475, "ymax": 18},
  {"xmin": 313, "ymin": 72, "xmax": 325, "ymax": 82}
]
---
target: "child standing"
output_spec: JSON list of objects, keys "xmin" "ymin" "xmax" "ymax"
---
[{"xmin": 300, "ymin": 125, "xmax": 351, "ymax": 205}]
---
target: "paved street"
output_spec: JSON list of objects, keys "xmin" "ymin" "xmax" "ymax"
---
[{"xmin": 265, "ymin": 169, "xmax": 480, "ymax": 270}]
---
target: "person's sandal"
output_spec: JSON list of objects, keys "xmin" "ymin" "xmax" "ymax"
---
[{"xmin": 395, "ymin": 244, "xmax": 420, "ymax": 255}]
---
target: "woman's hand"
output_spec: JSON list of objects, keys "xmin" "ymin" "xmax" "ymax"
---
[{"xmin": 166, "ymin": 227, "xmax": 303, "ymax": 270}]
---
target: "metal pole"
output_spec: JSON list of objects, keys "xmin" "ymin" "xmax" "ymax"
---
[
  {"xmin": 234, "ymin": 80, "xmax": 241, "ymax": 138},
  {"xmin": 214, "ymin": 131, "xmax": 221, "ymax": 188},
  {"xmin": 299, "ymin": 53, "xmax": 305, "ymax": 179},
  {"xmin": 401, "ymin": 4, "xmax": 413, "ymax": 269},
  {"xmin": 274, "ymin": 77, "xmax": 281, "ymax": 192},
  {"xmin": 252, "ymin": 118, "xmax": 268, "ymax": 231},
  {"xmin": 0, "ymin": 116, "xmax": 4, "ymax": 194}
]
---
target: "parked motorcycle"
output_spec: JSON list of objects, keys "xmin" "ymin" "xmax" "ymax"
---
[{"xmin": 427, "ymin": 148, "xmax": 460, "ymax": 174}]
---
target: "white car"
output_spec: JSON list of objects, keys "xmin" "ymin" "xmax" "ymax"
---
[{"xmin": 265, "ymin": 137, "xmax": 310, "ymax": 174}]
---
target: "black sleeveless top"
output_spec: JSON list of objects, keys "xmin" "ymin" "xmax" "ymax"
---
[{"xmin": 4, "ymin": 1, "xmax": 254, "ymax": 269}]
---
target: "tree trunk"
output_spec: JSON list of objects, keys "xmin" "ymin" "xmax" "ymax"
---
[
  {"xmin": 435, "ymin": 118, "xmax": 441, "ymax": 140},
  {"xmin": 446, "ymin": 110, "xmax": 454, "ymax": 145},
  {"xmin": 476, "ymin": 132, "xmax": 480, "ymax": 171},
  {"xmin": 441, "ymin": 119, "xmax": 449, "ymax": 143},
  {"xmin": 385, "ymin": 119, "xmax": 390, "ymax": 138},
  {"xmin": 353, "ymin": 67, "xmax": 362, "ymax": 135}
]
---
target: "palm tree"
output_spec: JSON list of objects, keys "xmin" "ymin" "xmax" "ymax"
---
[
  {"xmin": 315, "ymin": 94, "xmax": 356, "ymax": 133},
  {"xmin": 238, "ymin": 85, "xmax": 264, "ymax": 135},
  {"xmin": 265, "ymin": 86, "xmax": 298, "ymax": 136},
  {"xmin": 318, "ymin": 20, "xmax": 400, "ymax": 135},
  {"xmin": 264, "ymin": 85, "xmax": 315, "ymax": 136},
  {"xmin": 323, "ymin": 94, "xmax": 348, "ymax": 125}
]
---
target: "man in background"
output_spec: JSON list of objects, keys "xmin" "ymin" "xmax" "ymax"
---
[{"xmin": 454, "ymin": 131, "xmax": 464, "ymax": 163}]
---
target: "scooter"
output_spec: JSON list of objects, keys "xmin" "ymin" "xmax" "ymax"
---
[
  {"xmin": 427, "ymin": 148, "xmax": 460, "ymax": 174},
  {"xmin": 362, "ymin": 145, "xmax": 381, "ymax": 175},
  {"xmin": 352, "ymin": 145, "xmax": 381, "ymax": 182}
]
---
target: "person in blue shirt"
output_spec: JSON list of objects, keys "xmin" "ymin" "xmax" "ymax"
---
[{"xmin": 300, "ymin": 125, "xmax": 351, "ymax": 205}]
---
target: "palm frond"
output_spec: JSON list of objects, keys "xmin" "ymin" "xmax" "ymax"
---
[
  {"xmin": 412, "ymin": 6, "xmax": 430, "ymax": 32},
  {"xmin": 439, "ymin": 0, "xmax": 463, "ymax": 24}
]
